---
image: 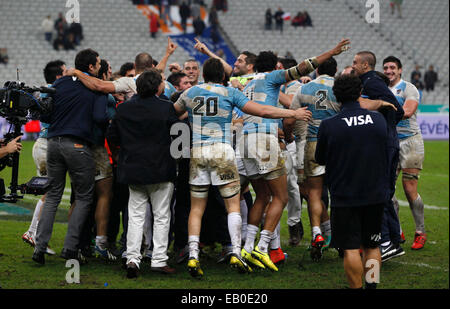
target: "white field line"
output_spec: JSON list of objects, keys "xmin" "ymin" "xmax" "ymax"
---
[
  {"xmin": 390, "ymin": 260, "xmax": 449, "ymax": 272},
  {"xmin": 420, "ymin": 172, "xmax": 449, "ymax": 178},
  {"xmin": 397, "ymin": 200, "xmax": 448, "ymax": 210},
  {"xmin": 292, "ymin": 199, "xmax": 448, "ymax": 212}
]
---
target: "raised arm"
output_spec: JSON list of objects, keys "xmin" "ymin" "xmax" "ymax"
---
[
  {"xmin": 194, "ymin": 38, "xmax": 233, "ymax": 77},
  {"xmin": 156, "ymin": 37, "xmax": 178, "ymax": 73},
  {"xmin": 285, "ymin": 38, "xmax": 351, "ymax": 82}
]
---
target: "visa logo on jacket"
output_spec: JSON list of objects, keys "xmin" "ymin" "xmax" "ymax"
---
[{"xmin": 342, "ymin": 115, "xmax": 374, "ymax": 127}]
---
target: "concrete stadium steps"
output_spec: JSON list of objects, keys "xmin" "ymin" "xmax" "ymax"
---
[{"xmin": 0, "ymin": 0, "xmax": 192, "ymax": 87}]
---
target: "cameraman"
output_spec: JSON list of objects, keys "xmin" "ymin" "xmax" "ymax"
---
[
  {"xmin": 22, "ymin": 60, "xmax": 65, "ymax": 255},
  {"xmin": 0, "ymin": 136, "xmax": 22, "ymax": 159}
]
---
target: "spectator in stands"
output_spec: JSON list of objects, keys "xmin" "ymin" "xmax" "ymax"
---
[
  {"xmin": 274, "ymin": 7, "xmax": 284, "ymax": 33},
  {"xmin": 0, "ymin": 48, "xmax": 8, "ymax": 65},
  {"xmin": 149, "ymin": 11, "xmax": 160, "ymax": 39},
  {"xmin": 291, "ymin": 12, "xmax": 305, "ymax": 28},
  {"xmin": 167, "ymin": 71, "xmax": 192, "ymax": 91},
  {"xmin": 209, "ymin": 6, "xmax": 220, "ymax": 46},
  {"xmin": 304, "ymin": 11, "xmax": 313, "ymax": 27},
  {"xmin": 213, "ymin": 0, "xmax": 228, "ymax": 12},
  {"xmin": 411, "ymin": 72, "xmax": 424, "ymax": 91},
  {"xmin": 63, "ymin": 32, "xmax": 75, "ymax": 51},
  {"xmin": 53, "ymin": 34, "xmax": 65, "ymax": 51},
  {"xmin": 424, "ymin": 65, "xmax": 438, "ymax": 92},
  {"xmin": 54, "ymin": 12, "xmax": 64, "ymax": 32},
  {"xmin": 193, "ymin": 15, "xmax": 206, "ymax": 37},
  {"xmin": 119, "ymin": 62, "xmax": 136, "ymax": 77},
  {"xmin": 285, "ymin": 51, "xmax": 294, "ymax": 59},
  {"xmin": 69, "ymin": 22, "xmax": 83, "ymax": 46},
  {"xmin": 42, "ymin": 15, "xmax": 53, "ymax": 43},
  {"xmin": 180, "ymin": 1, "xmax": 191, "ymax": 34},
  {"xmin": 410, "ymin": 64, "xmax": 421, "ymax": 82},
  {"xmin": 265, "ymin": 8, "xmax": 273, "ymax": 30},
  {"xmin": 158, "ymin": 0, "xmax": 173, "ymax": 27},
  {"xmin": 209, "ymin": 5, "xmax": 219, "ymax": 29},
  {"xmin": 191, "ymin": 1, "xmax": 201, "ymax": 19},
  {"xmin": 390, "ymin": 0, "xmax": 403, "ymax": 18}
]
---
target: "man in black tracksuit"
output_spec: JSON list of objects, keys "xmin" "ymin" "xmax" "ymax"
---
[
  {"xmin": 352, "ymin": 51, "xmax": 405, "ymax": 262},
  {"xmin": 316, "ymin": 74, "xmax": 390, "ymax": 289}
]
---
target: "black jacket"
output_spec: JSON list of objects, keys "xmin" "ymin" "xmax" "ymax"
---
[
  {"xmin": 107, "ymin": 95, "xmax": 179, "ymax": 185},
  {"xmin": 44, "ymin": 76, "xmax": 108, "ymax": 144},
  {"xmin": 316, "ymin": 101, "xmax": 390, "ymax": 207},
  {"xmin": 360, "ymin": 70, "xmax": 404, "ymax": 150}
]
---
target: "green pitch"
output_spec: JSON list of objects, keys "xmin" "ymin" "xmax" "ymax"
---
[{"xmin": 0, "ymin": 141, "xmax": 448, "ymax": 289}]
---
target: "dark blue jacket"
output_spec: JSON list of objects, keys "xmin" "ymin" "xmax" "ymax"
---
[
  {"xmin": 315, "ymin": 101, "xmax": 390, "ymax": 207},
  {"xmin": 360, "ymin": 70, "xmax": 404, "ymax": 150},
  {"xmin": 43, "ymin": 76, "xmax": 108, "ymax": 144}
]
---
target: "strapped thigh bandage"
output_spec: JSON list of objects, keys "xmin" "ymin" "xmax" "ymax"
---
[{"xmin": 190, "ymin": 185, "xmax": 209, "ymax": 198}]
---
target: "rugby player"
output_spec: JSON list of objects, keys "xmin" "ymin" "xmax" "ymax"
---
[
  {"xmin": 173, "ymin": 58, "xmax": 312, "ymax": 277},
  {"xmin": 276, "ymin": 57, "xmax": 305, "ymax": 249},
  {"xmin": 383, "ymin": 56, "xmax": 426, "ymax": 250},
  {"xmin": 285, "ymin": 58, "xmax": 339, "ymax": 261},
  {"xmin": 239, "ymin": 39, "xmax": 351, "ymax": 271}
]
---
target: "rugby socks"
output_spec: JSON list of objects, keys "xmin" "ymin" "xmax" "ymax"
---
[
  {"xmin": 96, "ymin": 235, "xmax": 108, "ymax": 250},
  {"xmin": 312, "ymin": 226, "xmax": 322, "ymax": 239},
  {"xmin": 410, "ymin": 194, "xmax": 425, "ymax": 233},
  {"xmin": 270, "ymin": 222, "xmax": 281, "ymax": 250},
  {"xmin": 320, "ymin": 220, "xmax": 332, "ymax": 238},
  {"xmin": 244, "ymin": 224, "xmax": 259, "ymax": 253},
  {"xmin": 227, "ymin": 212, "xmax": 243, "ymax": 256},
  {"xmin": 257, "ymin": 230, "xmax": 273, "ymax": 254},
  {"xmin": 240, "ymin": 199, "xmax": 248, "ymax": 243},
  {"xmin": 188, "ymin": 235, "xmax": 200, "ymax": 260},
  {"xmin": 29, "ymin": 198, "xmax": 44, "ymax": 235}
]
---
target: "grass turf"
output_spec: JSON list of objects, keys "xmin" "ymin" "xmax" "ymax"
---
[{"xmin": 0, "ymin": 141, "xmax": 448, "ymax": 289}]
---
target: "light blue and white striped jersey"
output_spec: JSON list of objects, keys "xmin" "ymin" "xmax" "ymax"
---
[
  {"xmin": 291, "ymin": 75, "xmax": 340, "ymax": 141},
  {"xmin": 389, "ymin": 79, "xmax": 421, "ymax": 140},
  {"xmin": 175, "ymin": 83, "xmax": 249, "ymax": 146},
  {"xmin": 280, "ymin": 80, "xmax": 302, "ymax": 98},
  {"xmin": 164, "ymin": 80, "xmax": 177, "ymax": 99},
  {"xmin": 242, "ymin": 70, "xmax": 287, "ymax": 135}
]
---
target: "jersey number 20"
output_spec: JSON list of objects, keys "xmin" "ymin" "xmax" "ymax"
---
[{"xmin": 193, "ymin": 96, "xmax": 219, "ymax": 116}]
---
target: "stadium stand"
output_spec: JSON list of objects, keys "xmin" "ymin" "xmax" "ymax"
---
[
  {"xmin": 0, "ymin": 0, "xmax": 447, "ymax": 105},
  {"xmin": 0, "ymin": 0, "xmax": 192, "ymax": 87},
  {"xmin": 217, "ymin": 0, "xmax": 449, "ymax": 105}
]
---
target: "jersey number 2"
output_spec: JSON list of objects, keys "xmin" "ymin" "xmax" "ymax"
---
[{"xmin": 315, "ymin": 90, "xmax": 328, "ymax": 110}]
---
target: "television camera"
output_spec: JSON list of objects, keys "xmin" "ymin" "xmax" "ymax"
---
[{"xmin": 0, "ymin": 79, "xmax": 54, "ymax": 203}]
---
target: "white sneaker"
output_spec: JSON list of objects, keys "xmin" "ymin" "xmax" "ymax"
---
[{"xmin": 45, "ymin": 246, "xmax": 56, "ymax": 255}]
